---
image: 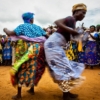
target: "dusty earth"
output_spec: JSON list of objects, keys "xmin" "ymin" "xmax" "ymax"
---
[{"xmin": 0, "ymin": 66, "xmax": 100, "ymax": 100}]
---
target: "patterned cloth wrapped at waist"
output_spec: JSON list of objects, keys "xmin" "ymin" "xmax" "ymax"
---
[{"xmin": 10, "ymin": 39, "xmax": 45, "ymax": 87}]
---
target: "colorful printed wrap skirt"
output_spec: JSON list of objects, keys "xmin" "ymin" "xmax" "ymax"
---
[
  {"xmin": 44, "ymin": 32, "xmax": 85, "ymax": 92},
  {"xmin": 65, "ymin": 41, "xmax": 78, "ymax": 61},
  {"xmin": 11, "ymin": 39, "xmax": 45, "ymax": 87}
]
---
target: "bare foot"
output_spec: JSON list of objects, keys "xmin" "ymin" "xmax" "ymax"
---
[
  {"xmin": 12, "ymin": 95, "xmax": 22, "ymax": 100},
  {"xmin": 68, "ymin": 92, "xmax": 78, "ymax": 98},
  {"xmin": 27, "ymin": 89, "xmax": 34, "ymax": 95}
]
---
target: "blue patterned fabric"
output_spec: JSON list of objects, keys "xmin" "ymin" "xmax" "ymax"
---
[
  {"xmin": 44, "ymin": 32, "xmax": 85, "ymax": 81},
  {"xmin": 3, "ymin": 41, "xmax": 12, "ymax": 60},
  {"xmin": 78, "ymin": 52, "xmax": 85, "ymax": 63},
  {"xmin": 94, "ymin": 33, "xmax": 99, "ymax": 38},
  {"xmin": 84, "ymin": 41, "xmax": 100, "ymax": 65},
  {"xmin": 14, "ymin": 23, "xmax": 46, "ymax": 38}
]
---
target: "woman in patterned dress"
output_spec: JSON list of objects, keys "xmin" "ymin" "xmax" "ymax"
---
[
  {"xmin": 84, "ymin": 25, "xmax": 100, "ymax": 69},
  {"xmin": 3, "ymin": 12, "xmax": 47, "ymax": 100},
  {"xmin": 44, "ymin": 3, "xmax": 87, "ymax": 100}
]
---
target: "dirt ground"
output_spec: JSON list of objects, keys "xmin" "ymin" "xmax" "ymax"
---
[{"xmin": 0, "ymin": 66, "xmax": 100, "ymax": 100}]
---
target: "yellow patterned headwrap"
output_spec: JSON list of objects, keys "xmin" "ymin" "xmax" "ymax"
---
[{"xmin": 72, "ymin": 3, "xmax": 87, "ymax": 12}]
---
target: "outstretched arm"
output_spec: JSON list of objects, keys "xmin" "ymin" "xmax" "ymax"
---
[{"xmin": 3, "ymin": 28, "xmax": 16, "ymax": 36}]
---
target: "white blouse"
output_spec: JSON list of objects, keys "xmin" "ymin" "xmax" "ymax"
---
[{"xmin": 88, "ymin": 32, "xmax": 97, "ymax": 41}]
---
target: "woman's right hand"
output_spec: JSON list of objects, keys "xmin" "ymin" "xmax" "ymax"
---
[
  {"xmin": 3, "ymin": 28, "xmax": 10, "ymax": 36},
  {"xmin": 3, "ymin": 28, "xmax": 8, "ymax": 33},
  {"xmin": 3, "ymin": 28, "xmax": 16, "ymax": 36}
]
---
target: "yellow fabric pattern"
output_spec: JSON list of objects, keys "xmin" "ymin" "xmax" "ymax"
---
[
  {"xmin": 65, "ymin": 41, "xmax": 75, "ymax": 60},
  {"xmin": 0, "ymin": 44, "xmax": 2, "ymax": 50},
  {"xmin": 72, "ymin": 3, "xmax": 87, "ymax": 12},
  {"xmin": 78, "ymin": 40, "xmax": 83, "ymax": 52}
]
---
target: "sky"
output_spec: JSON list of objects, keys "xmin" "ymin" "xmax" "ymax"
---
[{"xmin": 0, "ymin": 0, "xmax": 100, "ymax": 35}]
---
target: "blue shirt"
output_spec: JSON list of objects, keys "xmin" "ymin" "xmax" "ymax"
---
[
  {"xmin": 14, "ymin": 23, "xmax": 46, "ymax": 38},
  {"xmin": 94, "ymin": 33, "xmax": 99, "ymax": 38}
]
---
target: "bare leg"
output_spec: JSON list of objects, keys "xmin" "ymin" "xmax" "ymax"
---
[
  {"xmin": 12, "ymin": 87, "xmax": 22, "ymax": 100},
  {"xmin": 63, "ymin": 92, "xmax": 72, "ymax": 100},
  {"xmin": 63, "ymin": 92, "xmax": 78, "ymax": 100},
  {"xmin": 27, "ymin": 86, "xmax": 34, "ymax": 95},
  {"xmin": 90, "ymin": 65, "xmax": 93, "ymax": 69}
]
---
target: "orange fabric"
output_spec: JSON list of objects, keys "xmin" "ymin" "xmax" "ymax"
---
[{"xmin": 72, "ymin": 3, "xmax": 87, "ymax": 12}]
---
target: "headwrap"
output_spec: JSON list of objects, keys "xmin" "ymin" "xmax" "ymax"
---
[
  {"xmin": 96, "ymin": 24, "xmax": 100, "ymax": 27},
  {"xmin": 96, "ymin": 24, "xmax": 100, "ymax": 32},
  {"xmin": 72, "ymin": 3, "xmax": 87, "ymax": 12},
  {"xmin": 22, "ymin": 12, "xmax": 34, "ymax": 23}
]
